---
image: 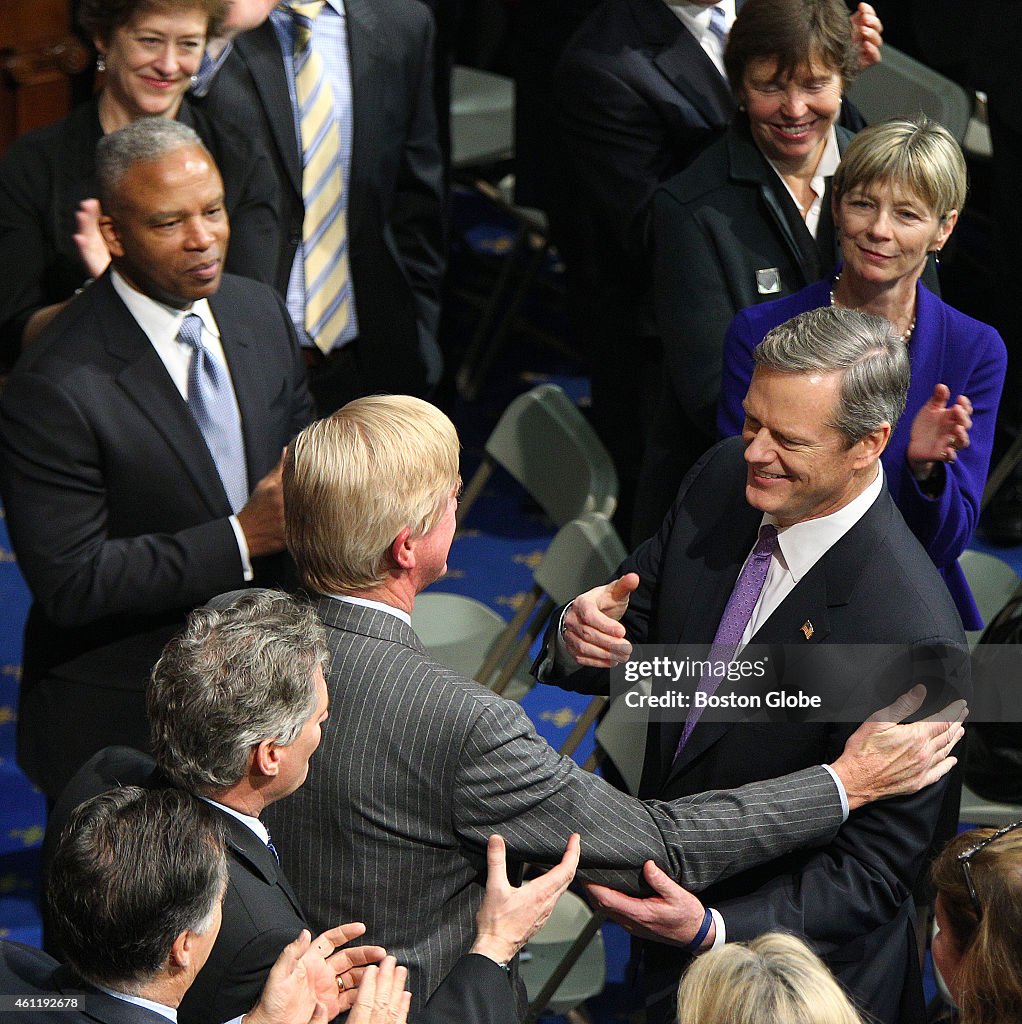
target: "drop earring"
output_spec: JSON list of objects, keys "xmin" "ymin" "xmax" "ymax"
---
[{"xmin": 96, "ymin": 53, "xmax": 106, "ymax": 73}]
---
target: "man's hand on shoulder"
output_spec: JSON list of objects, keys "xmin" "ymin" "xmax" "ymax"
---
[
  {"xmin": 830, "ymin": 685, "xmax": 968, "ymax": 810},
  {"xmin": 562, "ymin": 574, "xmax": 639, "ymax": 668}
]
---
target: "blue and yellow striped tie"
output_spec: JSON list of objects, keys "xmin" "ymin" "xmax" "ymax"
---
[{"xmin": 289, "ymin": 0, "xmax": 352, "ymax": 354}]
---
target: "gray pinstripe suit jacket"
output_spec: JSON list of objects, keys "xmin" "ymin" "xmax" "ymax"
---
[{"xmin": 266, "ymin": 597, "xmax": 844, "ymax": 1012}]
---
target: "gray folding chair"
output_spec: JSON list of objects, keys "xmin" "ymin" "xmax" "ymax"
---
[
  {"xmin": 846, "ymin": 44, "xmax": 972, "ymax": 141},
  {"xmin": 457, "ymin": 383, "xmax": 618, "ymax": 529},
  {"xmin": 413, "ymin": 512, "xmax": 627, "ymax": 710},
  {"xmin": 958, "ymin": 548, "xmax": 1021, "ymax": 648}
]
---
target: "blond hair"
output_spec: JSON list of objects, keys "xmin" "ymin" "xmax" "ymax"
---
[
  {"xmin": 284, "ymin": 395, "xmax": 460, "ymax": 593},
  {"xmin": 676, "ymin": 933, "xmax": 864, "ymax": 1024},
  {"xmin": 833, "ymin": 115, "xmax": 967, "ymax": 219}
]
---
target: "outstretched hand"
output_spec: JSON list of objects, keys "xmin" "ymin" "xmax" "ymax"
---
[
  {"xmin": 830, "ymin": 685, "xmax": 968, "ymax": 810},
  {"xmin": 562, "ymin": 574, "xmax": 640, "ymax": 668},
  {"xmin": 471, "ymin": 833, "xmax": 581, "ymax": 965},
  {"xmin": 585, "ymin": 860, "xmax": 712, "ymax": 948},
  {"xmin": 907, "ymin": 384, "xmax": 973, "ymax": 481}
]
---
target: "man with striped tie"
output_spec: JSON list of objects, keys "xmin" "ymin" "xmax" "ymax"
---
[
  {"xmin": 0, "ymin": 117, "xmax": 316, "ymax": 803},
  {"xmin": 196, "ymin": 0, "xmax": 445, "ymax": 412}
]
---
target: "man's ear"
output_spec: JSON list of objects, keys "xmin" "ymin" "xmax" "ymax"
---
[
  {"xmin": 169, "ymin": 929, "xmax": 192, "ymax": 970},
  {"xmin": 253, "ymin": 738, "xmax": 280, "ymax": 779},
  {"xmin": 390, "ymin": 526, "xmax": 414, "ymax": 571},
  {"xmin": 855, "ymin": 423, "xmax": 891, "ymax": 465},
  {"xmin": 99, "ymin": 213, "xmax": 125, "ymax": 258}
]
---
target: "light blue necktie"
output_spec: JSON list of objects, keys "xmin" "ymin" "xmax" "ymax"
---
[
  {"xmin": 178, "ymin": 313, "xmax": 249, "ymax": 513},
  {"xmin": 675, "ymin": 524, "xmax": 778, "ymax": 759},
  {"xmin": 708, "ymin": 5, "xmax": 729, "ymax": 46}
]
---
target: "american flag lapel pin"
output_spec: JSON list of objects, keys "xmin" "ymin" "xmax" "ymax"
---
[{"xmin": 800, "ymin": 620, "xmax": 814, "ymax": 640}]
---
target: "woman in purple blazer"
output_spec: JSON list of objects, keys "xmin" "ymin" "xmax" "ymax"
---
[{"xmin": 717, "ymin": 116, "xmax": 1006, "ymax": 628}]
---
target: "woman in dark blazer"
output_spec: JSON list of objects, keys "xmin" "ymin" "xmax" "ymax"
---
[
  {"xmin": 0, "ymin": 0, "xmax": 279, "ymax": 367},
  {"xmin": 717, "ymin": 117, "xmax": 1006, "ymax": 628},
  {"xmin": 633, "ymin": 0, "xmax": 861, "ymax": 541}
]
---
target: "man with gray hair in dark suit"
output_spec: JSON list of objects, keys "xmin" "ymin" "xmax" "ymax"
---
[
  {"xmin": 45, "ymin": 589, "xmax": 576, "ymax": 1024},
  {"xmin": 270, "ymin": 392, "xmax": 965, "ymax": 1015}
]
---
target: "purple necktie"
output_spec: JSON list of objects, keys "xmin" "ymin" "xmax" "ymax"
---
[{"xmin": 675, "ymin": 524, "xmax": 778, "ymax": 758}]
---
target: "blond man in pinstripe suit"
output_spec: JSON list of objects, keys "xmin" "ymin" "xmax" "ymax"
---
[{"xmin": 269, "ymin": 394, "xmax": 963, "ymax": 1016}]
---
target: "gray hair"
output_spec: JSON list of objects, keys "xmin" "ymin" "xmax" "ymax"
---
[
  {"xmin": 48, "ymin": 787, "xmax": 228, "ymax": 993},
  {"xmin": 753, "ymin": 306, "xmax": 909, "ymax": 443},
  {"xmin": 148, "ymin": 589, "xmax": 328, "ymax": 795},
  {"xmin": 96, "ymin": 117, "xmax": 207, "ymax": 208}
]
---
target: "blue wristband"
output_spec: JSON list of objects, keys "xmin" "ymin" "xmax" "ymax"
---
[{"xmin": 684, "ymin": 908, "xmax": 713, "ymax": 953}]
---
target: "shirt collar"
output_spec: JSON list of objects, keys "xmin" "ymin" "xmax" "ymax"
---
[
  {"xmin": 111, "ymin": 270, "xmax": 219, "ymax": 343},
  {"xmin": 764, "ymin": 463, "xmax": 884, "ymax": 584},
  {"xmin": 662, "ymin": 0, "xmax": 735, "ymax": 37},
  {"xmin": 201, "ymin": 797, "xmax": 270, "ymax": 845},
  {"xmin": 95, "ymin": 988, "xmax": 177, "ymax": 1023},
  {"xmin": 328, "ymin": 593, "xmax": 413, "ymax": 627}
]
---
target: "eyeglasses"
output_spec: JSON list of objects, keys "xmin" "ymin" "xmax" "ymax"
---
[{"xmin": 957, "ymin": 818, "xmax": 1022, "ymax": 920}]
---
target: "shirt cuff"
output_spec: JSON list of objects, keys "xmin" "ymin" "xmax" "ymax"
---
[
  {"xmin": 536, "ymin": 602, "xmax": 574, "ymax": 680},
  {"xmin": 821, "ymin": 762, "xmax": 850, "ymax": 820},
  {"xmin": 229, "ymin": 514, "xmax": 254, "ymax": 582},
  {"xmin": 708, "ymin": 908, "xmax": 725, "ymax": 949}
]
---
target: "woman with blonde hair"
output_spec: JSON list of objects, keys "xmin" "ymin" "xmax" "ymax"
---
[
  {"xmin": 716, "ymin": 115, "xmax": 1006, "ymax": 629},
  {"xmin": 930, "ymin": 821, "xmax": 1022, "ymax": 1024},
  {"xmin": 676, "ymin": 932, "xmax": 865, "ymax": 1024}
]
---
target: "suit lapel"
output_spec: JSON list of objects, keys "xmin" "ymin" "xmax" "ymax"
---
[
  {"xmin": 659, "ymin": 501, "xmax": 761, "ymax": 781},
  {"xmin": 235, "ymin": 24, "xmax": 303, "ymax": 199},
  {"xmin": 344, "ymin": 0, "xmax": 381, "ymax": 220},
  {"xmin": 218, "ymin": 809, "xmax": 307, "ymax": 919},
  {"xmin": 210, "ymin": 289, "xmax": 263, "ymax": 492},
  {"xmin": 633, "ymin": 0, "xmax": 734, "ymax": 128},
  {"xmin": 97, "ymin": 277, "xmax": 231, "ymax": 518}
]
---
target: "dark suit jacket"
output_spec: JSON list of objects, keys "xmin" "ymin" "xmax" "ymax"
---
[
  {"xmin": 548, "ymin": 438, "xmax": 969, "ymax": 1024},
  {"xmin": 267, "ymin": 597, "xmax": 846, "ymax": 1015},
  {"xmin": 717, "ymin": 277, "xmax": 1007, "ymax": 628},
  {"xmin": 42, "ymin": 746, "xmax": 519, "ymax": 1024},
  {"xmin": 633, "ymin": 119, "xmax": 851, "ymax": 539},
  {"xmin": 0, "ymin": 273, "xmax": 315, "ymax": 798},
  {"xmin": 195, "ymin": 0, "xmax": 445, "ymax": 397},
  {"xmin": 0, "ymin": 942, "xmax": 172, "ymax": 1024},
  {"xmin": 0, "ymin": 95, "xmax": 280, "ymax": 367}
]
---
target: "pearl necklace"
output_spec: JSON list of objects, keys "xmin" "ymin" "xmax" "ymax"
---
[{"xmin": 829, "ymin": 273, "xmax": 916, "ymax": 343}]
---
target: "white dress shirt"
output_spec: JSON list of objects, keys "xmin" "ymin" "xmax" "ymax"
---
[
  {"xmin": 740, "ymin": 463, "xmax": 884, "ymax": 648},
  {"xmin": 661, "ymin": 0, "xmax": 736, "ymax": 76},
  {"xmin": 764, "ymin": 125, "xmax": 841, "ymax": 239},
  {"xmin": 110, "ymin": 271, "xmax": 253, "ymax": 579}
]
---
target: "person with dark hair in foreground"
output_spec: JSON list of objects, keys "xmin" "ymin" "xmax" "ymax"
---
[
  {"xmin": 43, "ymin": 590, "xmax": 577, "ymax": 1024},
  {"xmin": 3, "ymin": 787, "xmax": 387, "ymax": 1024}
]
